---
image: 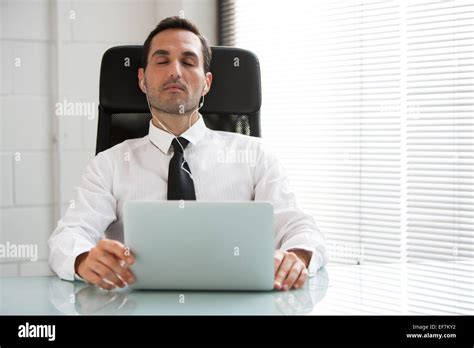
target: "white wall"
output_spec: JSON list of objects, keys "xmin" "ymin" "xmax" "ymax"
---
[{"xmin": 0, "ymin": 0, "xmax": 218, "ymax": 276}]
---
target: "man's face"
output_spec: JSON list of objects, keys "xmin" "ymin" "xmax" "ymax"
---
[{"xmin": 139, "ymin": 29, "xmax": 212, "ymax": 115}]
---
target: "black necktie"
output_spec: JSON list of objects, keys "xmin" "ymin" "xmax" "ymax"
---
[{"xmin": 167, "ymin": 137, "xmax": 196, "ymax": 200}]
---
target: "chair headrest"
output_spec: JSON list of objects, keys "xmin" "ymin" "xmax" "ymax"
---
[{"xmin": 99, "ymin": 45, "xmax": 261, "ymax": 115}]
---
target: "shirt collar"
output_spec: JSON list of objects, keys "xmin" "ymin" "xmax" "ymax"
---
[{"xmin": 148, "ymin": 115, "xmax": 207, "ymax": 154}]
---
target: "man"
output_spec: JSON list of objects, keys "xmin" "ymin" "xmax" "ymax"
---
[{"xmin": 48, "ymin": 16, "xmax": 327, "ymax": 291}]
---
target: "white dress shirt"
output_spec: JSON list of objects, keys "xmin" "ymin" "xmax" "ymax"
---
[{"xmin": 48, "ymin": 116, "xmax": 327, "ymax": 281}]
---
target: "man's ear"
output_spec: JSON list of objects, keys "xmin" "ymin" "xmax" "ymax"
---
[
  {"xmin": 203, "ymin": 72, "xmax": 213, "ymax": 96},
  {"xmin": 138, "ymin": 68, "xmax": 146, "ymax": 93}
]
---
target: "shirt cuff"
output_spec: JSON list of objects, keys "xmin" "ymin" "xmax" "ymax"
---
[
  {"xmin": 74, "ymin": 272, "xmax": 86, "ymax": 282},
  {"xmin": 70, "ymin": 242, "xmax": 95, "ymax": 282}
]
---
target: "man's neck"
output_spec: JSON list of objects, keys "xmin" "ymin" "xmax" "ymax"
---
[{"xmin": 151, "ymin": 109, "xmax": 200, "ymax": 136}]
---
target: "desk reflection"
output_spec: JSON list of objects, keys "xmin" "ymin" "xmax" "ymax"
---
[
  {"xmin": 48, "ymin": 269, "xmax": 329, "ymax": 315},
  {"xmin": 3, "ymin": 261, "xmax": 472, "ymax": 315}
]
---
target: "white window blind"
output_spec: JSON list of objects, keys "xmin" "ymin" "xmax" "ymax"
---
[
  {"xmin": 404, "ymin": 1, "xmax": 474, "ymax": 262},
  {"xmin": 220, "ymin": 0, "xmax": 474, "ymax": 264}
]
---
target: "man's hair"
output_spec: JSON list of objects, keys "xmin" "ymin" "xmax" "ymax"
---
[{"xmin": 142, "ymin": 16, "xmax": 212, "ymax": 73}]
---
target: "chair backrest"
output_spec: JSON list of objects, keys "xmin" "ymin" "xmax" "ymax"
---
[{"xmin": 96, "ymin": 45, "xmax": 262, "ymax": 154}]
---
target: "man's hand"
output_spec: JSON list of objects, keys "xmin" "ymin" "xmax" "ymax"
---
[
  {"xmin": 274, "ymin": 249, "xmax": 311, "ymax": 291},
  {"xmin": 75, "ymin": 239, "xmax": 136, "ymax": 290}
]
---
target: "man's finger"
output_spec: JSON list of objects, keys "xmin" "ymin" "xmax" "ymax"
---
[
  {"xmin": 82, "ymin": 270, "xmax": 104, "ymax": 287},
  {"xmin": 274, "ymin": 255, "xmax": 297, "ymax": 290},
  {"xmin": 90, "ymin": 261, "xmax": 126, "ymax": 288},
  {"xmin": 282, "ymin": 263, "xmax": 304, "ymax": 290},
  {"xmin": 82, "ymin": 269, "xmax": 115, "ymax": 290},
  {"xmin": 98, "ymin": 239, "xmax": 135, "ymax": 265},
  {"xmin": 96, "ymin": 252, "xmax": 135, "ymax": 284},
  {"xmin": 274, "ymin": 251, "xmax": 285, "ymax": 275},
  {"xmin": 97, "ymin": 279, "xmax": 116, "ymax": 290}
]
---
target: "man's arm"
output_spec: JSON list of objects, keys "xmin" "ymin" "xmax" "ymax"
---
[
  {"xmin": 252, "ymin": 140, "xmax": 327, "ymax": 290},
  {"xmin": 48, "ymin": 151, "xmax": 133, "ymax": 288}
]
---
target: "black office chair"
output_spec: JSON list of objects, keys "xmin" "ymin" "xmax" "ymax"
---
[{"xmin": 96, "ymin": 45, "xmax": 262, "ymax": 154}]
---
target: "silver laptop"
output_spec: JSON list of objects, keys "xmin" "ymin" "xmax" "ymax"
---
[{"xmin": 123, "ymin": 201, "xmax": 274, "ymax": 291}]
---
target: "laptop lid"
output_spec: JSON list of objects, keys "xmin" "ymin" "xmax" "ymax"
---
[{"xmin": 123, "ymin": 201, "xmax": 274, "ymax": 291}]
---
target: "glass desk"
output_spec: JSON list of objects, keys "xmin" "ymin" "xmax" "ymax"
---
[{"xmin": 1, "ymin": 260, "xmax": 472, "ymax": 315}]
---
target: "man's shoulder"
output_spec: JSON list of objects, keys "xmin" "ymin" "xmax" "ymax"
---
[
  {"xmin": 97, "ymin": 135, "xmax": 149, "ymax": 158},
  {"xmin": 208, "ymin": 129, "xmax": 262, "ymax": 147}
]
